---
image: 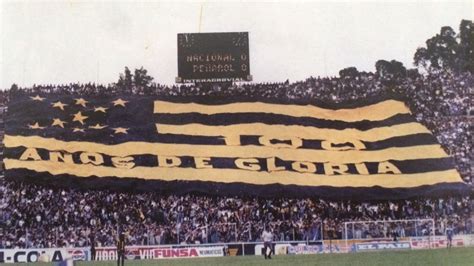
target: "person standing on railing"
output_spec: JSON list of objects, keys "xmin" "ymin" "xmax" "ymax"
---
[{"xmin": 262, "ymin": 226, "xmax": 274, "ymax": 259}]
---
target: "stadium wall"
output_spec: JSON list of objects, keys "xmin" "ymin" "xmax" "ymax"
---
[{"xmin": 1, "ymin": 235, "xmax": 474, "ymax": 263}]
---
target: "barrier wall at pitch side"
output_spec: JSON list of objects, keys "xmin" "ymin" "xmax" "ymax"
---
[{"xmin": 1, "ymin": 234, "xmax": 473, "ymax": 263}]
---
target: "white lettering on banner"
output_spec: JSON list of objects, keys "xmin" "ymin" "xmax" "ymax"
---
[
  {"xmin": 198, "ymin": 248, "xmax": 224, "ymax": 256},
  {"xmin": 288, "ymin": 245, "xmax": 320, "ymax": 254},
  {"xmin": 95, "ymin": 249, "xmax": 117, "ymax": 261},
  {"xmin": 355, "ymin": 242, "xmax": 411, "ymax": 251},
  {"xmin": 139, "ymin": 249, "xmax": 150, "ymax": 259},
  {"xmin": 287, "ymin": 244, "xmax": 343, "ymax": 255}
]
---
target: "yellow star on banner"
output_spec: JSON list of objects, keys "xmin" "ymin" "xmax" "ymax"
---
[
  {"xmin": 74, "ymin": 98, "xmax": 88, "ymax": 107},
  {"xmin": 30, "ymin": 95, "xmax": 45, "ymax": 101},
  {"xmin": 112, "ymin": 98, "xmax": 128, "ymax": 107},
  {"xmin": 52, "ymin": 101, "xmax": 68, "ymax": 111},
  {"xmin": 89, "ymin": 123, "xmax": 107, "ymax": 130},
  {"xmin": 112, "ymin": 127, "xmax": 129, "ymax": 134},
  {"xmin": 72, "ymin": 111, "xmax": 88, "ymax": 125},
  {"xmin": 28, "ymin": 122, "xmax": 45, "ymax": 129},
  {"xmin": 72, "ymin": 128, "xmax": 85, "ymax": 133},
  {"xmin": 51, "ymin": 118, "xmax": 67, "ymax": 128},
  {"xmin": 94, "ymin": 106, "xmax": 108, "ymax": 113}
]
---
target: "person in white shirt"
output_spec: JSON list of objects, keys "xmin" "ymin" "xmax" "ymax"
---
[{"xmin": 261, "ymin": 226, "xmax": 273, "ymax": 259}]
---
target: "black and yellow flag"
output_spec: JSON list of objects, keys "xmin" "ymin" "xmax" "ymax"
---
[{"xmin": 3, "ymin": 94, "xmax": 469, "ymax": 199}]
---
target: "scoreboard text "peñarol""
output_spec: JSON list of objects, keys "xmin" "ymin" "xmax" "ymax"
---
[{"xmin": 177, "ymin": 32, "xmax": 251, "ymax": 83}]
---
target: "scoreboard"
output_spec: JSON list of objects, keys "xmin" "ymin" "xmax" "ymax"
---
[{"xmin": 177, "ymin": 32, "xmax": 251, "ymax": 83}]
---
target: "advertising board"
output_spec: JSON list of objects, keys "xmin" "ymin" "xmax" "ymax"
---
[{"xmin": 177, "ymin": 32, "xmax": 251, "ymax": 82}]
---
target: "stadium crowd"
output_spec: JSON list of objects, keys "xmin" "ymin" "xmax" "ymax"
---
[
  {"xmin": 0, "ymin": 68, "xmax": 472, "ymax": 249},
  {"xmin": 1, "ymin": 181, "xmax": 472, "ymax": 248}
]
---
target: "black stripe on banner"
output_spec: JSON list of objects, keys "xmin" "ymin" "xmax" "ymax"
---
[
  {"xmin": 154, "ymin": 92, "xmax": 408, "ymax": 110},
  {"xmin": 4, "ymin": 131, "xmax": 435, "ymax": 150},
  {"xmin": 364, "ymin": 134, "xmax": 438, "ymax": 150},
  {"xmin": 154, "ymin": 133, "xmax": 437, "ymax": 151},
  {"xmin": 5, "ymin": 169, "xmax": 471, "ymax": 200},
  {"xmin": 4, "ymin": 146, "xmax": 456, "ymax": 175},
  {"xmin": 154, "ymin": 113, "xmax": 415, "ymax": 130},
  {"xmin": 10, "ymin": 92, "xmax": 407, "ymax": 111}
]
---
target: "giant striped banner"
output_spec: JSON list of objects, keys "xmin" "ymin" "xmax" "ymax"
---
[{"xmin": 3, "ymin": 94, "xmax": 469, "ymax": 199}]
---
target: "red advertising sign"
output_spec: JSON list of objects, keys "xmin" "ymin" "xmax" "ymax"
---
[{"xmin": 94, "ymin": 246, "xmax": 223, "ymax": 261}]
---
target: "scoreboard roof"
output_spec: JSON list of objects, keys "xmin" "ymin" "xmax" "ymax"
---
[{"xmin": 176, "ymin": 32, "xmax": 251, "ymax": 83}]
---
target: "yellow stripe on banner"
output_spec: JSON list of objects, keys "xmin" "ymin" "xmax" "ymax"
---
[
  {"xmin": 153, "ymin": 99, "xmax": 411, "ymax": 122},
  {"xmin": 4, "ymin": 135, "xmax": 449, "ymax": 164},
  {"xmin": 4, "ymin": 159, "xmax": 462, "ymax": 188},
  {"xmin": 156, "ymin": 122, "xmax": 430, "ymax": 142}
]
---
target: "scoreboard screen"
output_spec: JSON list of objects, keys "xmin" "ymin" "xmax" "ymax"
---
[{"xmin": 177, "ymin": 32, "xmax": 251, "ymax": 83}]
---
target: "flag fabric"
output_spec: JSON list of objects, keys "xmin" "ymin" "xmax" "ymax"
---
[{"xmin": 3, "ymin": 94, "xmax": 469, "ymax": 200}]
